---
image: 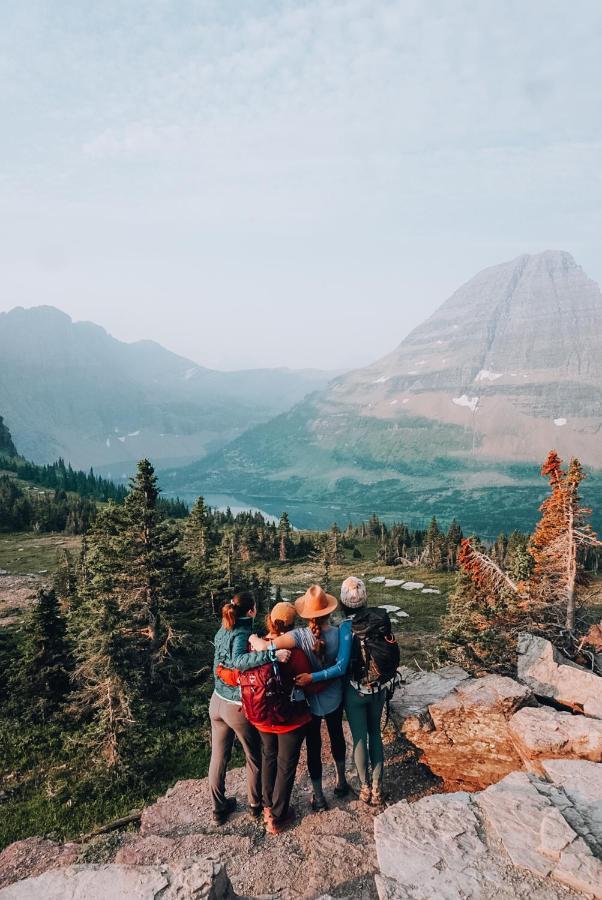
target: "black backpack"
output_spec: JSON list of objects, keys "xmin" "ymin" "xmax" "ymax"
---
[{"xmin": 351, "ymin": 608, "xmax": 400, "ymax": 690}]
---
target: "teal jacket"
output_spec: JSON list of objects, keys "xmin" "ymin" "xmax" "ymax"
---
[{"xmin": 213, "ymin": 617, "xmax": 270, "ymax": 703}]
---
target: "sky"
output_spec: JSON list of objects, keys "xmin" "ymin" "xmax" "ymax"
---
[{"xmin": 1, "ymin": 0, "xmax": 601, "ymax": 371}]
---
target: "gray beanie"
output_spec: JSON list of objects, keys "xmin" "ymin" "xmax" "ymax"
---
[{"xmin": 340, "ymin": 576, "xmax": 367, "ymax": 609}]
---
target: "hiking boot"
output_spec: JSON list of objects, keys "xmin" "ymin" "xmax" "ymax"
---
[
  {"xmin": 249, "ymin": 804, "xmax": 263, "ymax": 820},
  {"xmin": 371, "ymin": 785, "xmax": 385, "ymax": 807},
  {"xmin": 212, "ymin": 797, "xmax": 237, "ymax": 825},
  {"xmin": 310, "ymin": 794, "xmax": 329, "ymax": 812},
  {"xmin": 334, "ymin": 780, "xmax": 350, "ymax": 797},
  {"xmin": 358, "ymin": 784, "xmax": 372, "ymax": 804},
  {"xmin": 263, "ymin": 807, "xmax": 274, "ymax": 827},
  {"xmin": 266, "ymin": 806, "xmax": 296, "ymax": 835}
]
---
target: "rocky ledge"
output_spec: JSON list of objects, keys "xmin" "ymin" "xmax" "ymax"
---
[
  {"xmin": 1, "ymin": 633, "xmax": 600, "ymax": 899},
  {"xmin": 375, "ymin": 760, "xmax": 602, "ymax": 899}
]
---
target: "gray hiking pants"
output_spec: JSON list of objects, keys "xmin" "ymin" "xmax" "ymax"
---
[{"xmin": 208, "ymin": 692, "xmax": 262, "ymax": 814}]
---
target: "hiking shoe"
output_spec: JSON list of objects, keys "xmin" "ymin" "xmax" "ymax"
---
[
  {"xmin": 334, "ymin": 780, "xmax": 350, "ymax": 797},
  {"xmin": 212, "ymin": 797, "xmax": 237, "ymax": 825},
  {"xmin": 263, "ymin": 807, "xmax": 274, "ymax": 827},
  {"xmin": 310, "ymin": 794, "xmax": 329, "ymax": 812},
  {"xmin": 371, "ymin": 786, "xmax": 385, "ymax": 807},
  {"xmin": 249, "ymin": 804, "xmax": 263, "ymax": 820},
  {"xmin": 358, "ymin": 784, "xmax": 372, "ymax": 804},
  {"xmin": 266, "ymin": 806, "xmax": 296, "ymax": 835}
]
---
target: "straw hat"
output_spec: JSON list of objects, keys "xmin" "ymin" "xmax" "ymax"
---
[
  {"xmin": 295, "ymin": 584, "xmax": 338, "ymax": 619},
  {"xmin": 270, "ymin": 601, "xmax": 296, "ymax": 626}
]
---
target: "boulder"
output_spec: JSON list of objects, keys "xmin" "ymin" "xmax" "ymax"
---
[
  {"xmin": 374, "ymin": 763, "xmax": 602, "ymax": 899},
  {"xmin": 0, "ymin": 858, "xmax": 235, "ymax": 900},
  {"xmin": 542, "ymin": 759, "xmax": 602, "ymax": 855},
  {"xmin": 517, "ymin": 633, "xmax": 602, "ymax": 718},
  {"xmin": 391, "ymin": 664, "xmax": 470, "ymax": 719},
  {"xmin": 401, "ymin": 674, "xmax": 531, "ymax": 790},
  {"xmin": 0, "ymin": 838, "xmax": 79, "ymax": 891},
  {"xmin": 508, "ymin": 707, "xmax": 602, "ymax": 771},
  {"xmin": 477, "ymin": 770, "xmax": 602, "ymax": 898}
]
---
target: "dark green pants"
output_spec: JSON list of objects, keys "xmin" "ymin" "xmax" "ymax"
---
[{"xmin": 344, "ymin": 683, "xmax": 386, "ymax": 788}]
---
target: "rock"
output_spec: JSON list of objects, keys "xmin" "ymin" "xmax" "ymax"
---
[
  {"xmin": 391, "ymin": 664, "xmax": 470, "ymax": 719},
  {"xmin": 0, "ymin": 838, "xmax": 79, "ymax": 891},
  {"xmin": 509, "ymin": 707, "xmax": 602, "ymax": 770},
  {"xmin": 517, "ymin": 633, "xmax": 602, "ymax": 719},
  {"xmin": 0, "ymin": 858, "xmax": 235, "ymax": 900},
  {"xmin": 136, "ymin": 757, "xmax": 382, "ymax": 899},
  {"xmin": 477, "ymin": 770, "xmax": 602, "ymax": 898},
  {"xmin": 375, "ymin": 764, "xmax": 602, "ymax": 899},
  {"xmin": 542, "ymin": 759, "xmax": 602, "ymax": 854},
  {"xmin": 401, "ymin": 674, "xmax": 531, "ymax": 790}
]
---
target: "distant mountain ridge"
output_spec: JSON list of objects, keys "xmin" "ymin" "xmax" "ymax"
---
[
  {"xmin": 170, "ymin": 251, "xmax": 602, "ymax": 534},
  {"xmin": 0, "ymin": 306, "xmax": 335, "ymax": 470}
]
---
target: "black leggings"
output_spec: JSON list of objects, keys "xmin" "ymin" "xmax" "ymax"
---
[{"xmin": 306, "ymin": 705, "xmax": 346, "ymax": 781}]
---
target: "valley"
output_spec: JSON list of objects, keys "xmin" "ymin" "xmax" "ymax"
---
[{"xmin": 169, "ymin": 250, "xmax": 602, "ymax": 534}]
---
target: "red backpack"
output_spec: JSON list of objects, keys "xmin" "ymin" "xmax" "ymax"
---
[{"xmin": 239, "ymin": 654, "xmax": 304, "ymax": 727}]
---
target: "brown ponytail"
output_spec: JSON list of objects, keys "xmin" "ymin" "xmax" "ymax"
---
[
  {"xmin": 221, "ymin": 590, "xmax": 256, "ymax": 630},
  {"xmin": 309, "ymin": 616, "xmax": 327, "ymax": 661}
]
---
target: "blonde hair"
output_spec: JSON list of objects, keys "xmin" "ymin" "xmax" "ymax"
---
[{"xmin": 308, "ymin": 615, "xmax": 328, "ymax": 660}]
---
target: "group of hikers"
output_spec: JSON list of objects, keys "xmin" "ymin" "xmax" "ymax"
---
[{"xmin": 209, "ymin": 577, "xmax": 400, "ymax": 835}]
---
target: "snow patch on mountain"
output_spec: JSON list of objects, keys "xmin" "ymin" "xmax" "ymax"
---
[
  {"xmin": 475, "ymin": 369, "xmax": 503, "ymax": 382},
  {"xmin": 554, "ymin": 418, "xmax": 567, "ymax": 426},
  {"xmin": 373, "ymin": 375, "xmax": 389, "ymax": 384},
  {"xmin": 452, "ymin": 394, "xmax": 479, "ymax": 413}
]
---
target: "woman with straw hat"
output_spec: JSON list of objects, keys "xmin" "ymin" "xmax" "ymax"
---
[{"xmin": 250, "ymin": 584, "xmax": 351, "ymax": 810}]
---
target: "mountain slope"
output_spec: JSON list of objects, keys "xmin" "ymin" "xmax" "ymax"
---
[
  {"xmin": 0, "ymin": 416, "xmax": 17, "ymax": 458},
  {"xmin": 0, "ymin": 306, "xmax": 334, "ymax": 469},
  {"xmin": 171, "ymin": 251, "xmax": 602, "ymax": 532}
]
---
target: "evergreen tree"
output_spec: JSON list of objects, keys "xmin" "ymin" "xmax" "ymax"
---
[
  {"xmin": 328, "ymin": 522, "xmax": 345, "ymax": 563},
  {"xmin": 437, "ymin": 539, "xmax": 520, "ymax": 675},
  {"xmin": 529, "ymin": 453, "xmax": 601, "ymax": 630},
  {"xmin": 278, "ymin": 512, "xmax": 293, "ymax": 561},
  {"xmin": 14, "ymin": 588, "xmax": 71, "ymax": 720},
  {"xmin": 68, "ymin": 460, "xmax": 197, "ymax": 766}
]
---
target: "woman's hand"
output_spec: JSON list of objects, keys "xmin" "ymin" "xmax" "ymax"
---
[
  {"xmin": 276, "ymin": 649, "xmax": 291, "ymax": 663},
  {"xmin": 249, "ymin": 634, "xmax": 268, "ymax": 651},
  {"xmin": 294, "ymin": 672, "xmax": 313, "ymax": 687}
]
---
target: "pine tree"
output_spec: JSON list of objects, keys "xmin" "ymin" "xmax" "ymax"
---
[
  {"xmin": 446, "ymin": 518, "xmax": 463, "ymax": 568},
  {"xmin": 68, "ymin": 460, "xmax": 197, "ymax": 767},
  {"xmin": 14, "ymin": 588, "xmax": 71, "ymax": 720},
  {"xmin": 183, "ymin": 496, "xmax": 209, "ymax": 570},
  {"xmin": 437, "ymin": 539, "xmax": 520, "ymax": 675},
  {"xmin": 424, "ymin": 516, "xmax": 445, "ymax": 570},
  {"xmin": 328, "ymin": 522, "xmax": 345, "ymax": 564},
  {"xmin": 529, "ymin": 453, "xmax": 601, "ymax": 630},
  {"xmin": 278, "ymin": 512, "xmax": 293, "ymax": 561}
]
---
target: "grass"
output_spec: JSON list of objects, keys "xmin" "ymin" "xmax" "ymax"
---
[
  {"xmin": 264, "ymin": 540, "xmax": 456, "ymax": 667},
  {"xmin": 0, "ymin": 533, "xmax": 81, "ymax": 575}
]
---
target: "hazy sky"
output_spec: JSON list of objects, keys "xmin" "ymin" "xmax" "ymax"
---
[{"xmin": 1, "ymin": 1, "xmax": 601, "ymax": 371}]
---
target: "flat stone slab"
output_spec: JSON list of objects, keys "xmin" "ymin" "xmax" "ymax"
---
[
  {"xmin": 509, "ymin": 706, "xmax": 602, "ymax": 769},
  {"xmin": 375, "ymin": 764, "xmax": 602, "ymax": 899},
  {"xmin": 391, "ymin": 665, "xmax": 470, "ymax": 719},
  {"xmin": 517, "ymin": 633, "xmax": 602, "ymax": 719},
  {"xmin": 0, "ymin": 858, "xmax": 235, "ymax": 900},
  {"xmin": 477, "ymin": 770, "xmax": 602, "ymax": 898},
  {"xmin": 542, "ymin": 759, "xmax": 602, "ymax": 854}
]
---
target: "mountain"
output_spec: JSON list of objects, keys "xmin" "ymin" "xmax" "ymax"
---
[
  {"xmin": 170, "ymin": 251, "xmax": 602, "ymax": 534},
  {"xmin": 0, "ymin": 306, "xmax": 335, "ymax": 470},
  {"xmin": 0, "ymin": 415, "xmax": 17, "ymax": 458}
]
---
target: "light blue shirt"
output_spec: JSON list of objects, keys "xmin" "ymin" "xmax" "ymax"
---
[{"xmin": 292, "ymin": 620, "xmax": 352, "ymax": 716}]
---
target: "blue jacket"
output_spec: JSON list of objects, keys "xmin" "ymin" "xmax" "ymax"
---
[{"xmin": 213, "ymin": 617, "xmax": 270, "ymax": 703}]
